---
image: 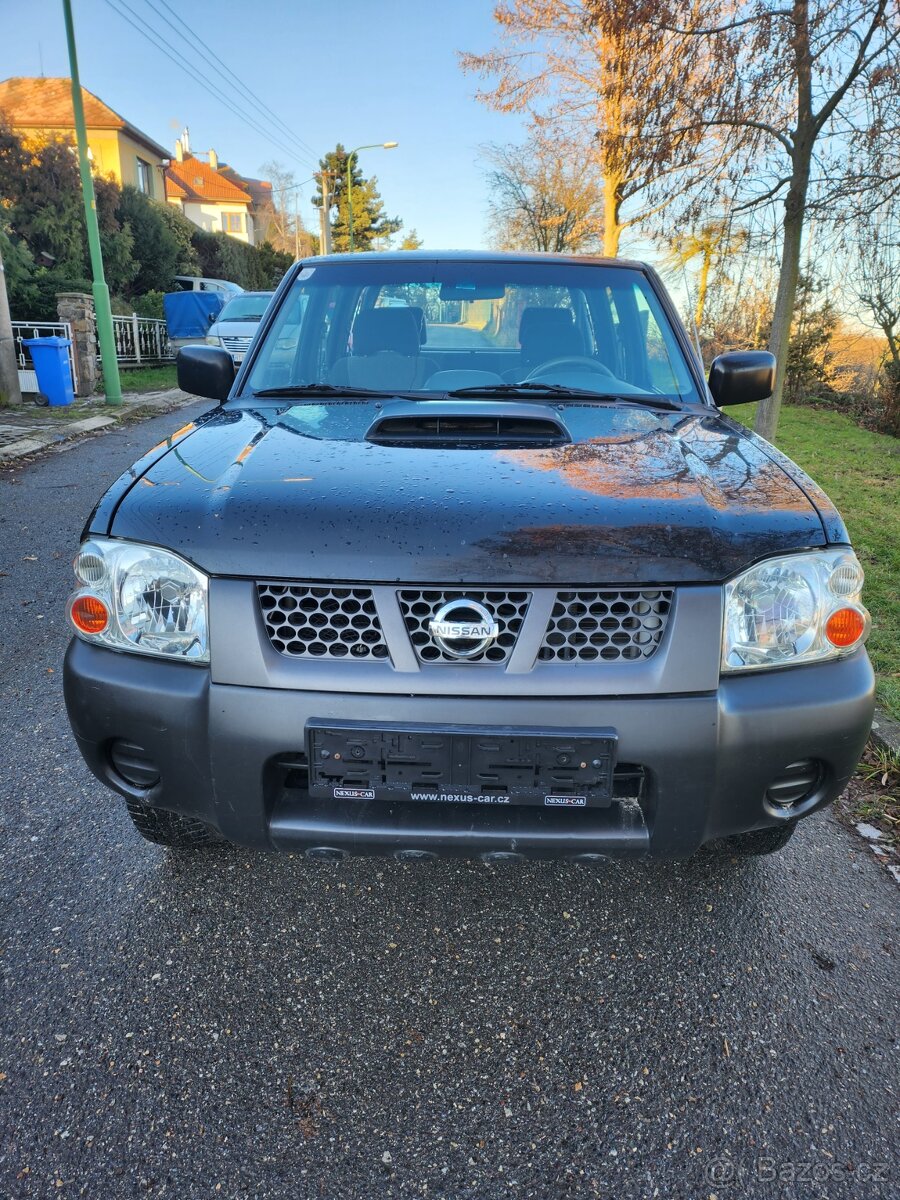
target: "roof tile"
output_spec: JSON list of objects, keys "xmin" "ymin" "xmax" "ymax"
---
[
  {"xmin": 165, "ymin": 155, "xmax": 252, "ymax": 204},
  {"xmin": 0, "ymin": 76, "xmax": 167, "ymax": 158}
]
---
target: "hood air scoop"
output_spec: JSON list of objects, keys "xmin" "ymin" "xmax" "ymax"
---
[{"xmin": 365, "ymin": 400, "xmax": 570, "ymax": 448}]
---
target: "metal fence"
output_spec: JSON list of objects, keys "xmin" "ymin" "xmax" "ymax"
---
[
  {"xmin": 13, "ymin": 313, "xmax": 173, "ymax": 397},
  {"xmin": 11, "ymin": 321, "xmax": 78, "ymax": 394},
  {"xmin": 110, "ymin": 314, "xmax": 173, "ymax": 366}
]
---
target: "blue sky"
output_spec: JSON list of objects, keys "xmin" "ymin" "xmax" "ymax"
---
[{"xmin": 2, "ymin": 0, "xmax": 531, "ymax": 249}]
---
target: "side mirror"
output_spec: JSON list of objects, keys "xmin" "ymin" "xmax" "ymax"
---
[
  {"xmin": 177, "ymin": 345, "xmax": 235, "ymax": 401},
  {"xmin": 708, "ymin": 350, "xmax": 776, "ymax": 407}
]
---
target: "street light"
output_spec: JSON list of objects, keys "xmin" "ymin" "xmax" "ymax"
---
[{"xmin": 346, "ymin": 142, "xmax": 398, "ymax": 252}]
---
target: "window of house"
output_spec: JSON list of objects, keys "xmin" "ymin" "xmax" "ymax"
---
[
  {"xmin": 224, "ymin": 213, "xmax": 244, "ymax": 233},
  {"xmin": 135, "ymin": 158, "xmax": 153, "ymax": 195}
]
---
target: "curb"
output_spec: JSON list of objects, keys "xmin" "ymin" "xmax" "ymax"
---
[
  {"xmin": 0, "ymin": 390, "xmax": 197, "ymax": 464},
  {"xmin": 0, "ymin": 414, "xmax": 117, "ymax": 459},
  {"xmin": 870, "ymin": 706, "xmax": 900, "ymax": 757}
]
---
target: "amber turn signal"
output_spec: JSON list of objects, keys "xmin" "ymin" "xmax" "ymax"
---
[
  {"xmin": 70, "ymin": 594, "xmax": 110, "ymax": 634},
  {"xmin": 825, "ymin": 607, "xmax": 865, "ymax": 647}
]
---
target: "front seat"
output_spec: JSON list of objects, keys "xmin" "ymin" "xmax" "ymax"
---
[
  {"xmin": 329, "ymin": 308, "xmax": 434, "ymax": 390},
  {"xmin": 517, "ymin": 307, "xmax": 583, "ymax": 375}
]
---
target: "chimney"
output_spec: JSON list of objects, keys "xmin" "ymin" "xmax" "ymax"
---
[
  {"xmin": 209, "ymin": 148, "xmax": 218, "ymax": 171},
  {"xmin": 182, "ymin": 126, "xmax": 191, "ymax": 154},
  {"xmin": 174, "ymin": 138, "xmax": 183, "ymax": 162}
]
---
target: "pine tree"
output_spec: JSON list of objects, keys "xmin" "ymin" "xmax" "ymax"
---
[{"xmin": 312, "ymin": 144, "xmax": 401, "ymax": 252}]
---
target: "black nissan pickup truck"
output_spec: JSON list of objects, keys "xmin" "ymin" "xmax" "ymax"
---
[{"xmin": 63, "ymin": 252, "xmax": 875, "ymax": 860}]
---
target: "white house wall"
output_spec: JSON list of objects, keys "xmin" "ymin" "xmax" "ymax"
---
[{"xmin": 168, "ymin": 199, "xmax": 254, "ymax": 245}]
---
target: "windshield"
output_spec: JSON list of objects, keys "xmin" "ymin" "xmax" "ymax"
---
[
  {"xmin": 244, "ymin": 260, "xmax": 700, "ymax": 402},
  {"xmin": 218, "ymin": 294, "xmax": 272, "ymax": 322}
]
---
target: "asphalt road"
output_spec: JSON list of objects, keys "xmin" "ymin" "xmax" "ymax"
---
[{"xmin": 0, "ymin": 407, "xmax": 897, "ymax": 1200}]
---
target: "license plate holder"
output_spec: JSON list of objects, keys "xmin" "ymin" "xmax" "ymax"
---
[{"xmin": 306, "ymin": 721, "xmax": 617, "ymax": 808}]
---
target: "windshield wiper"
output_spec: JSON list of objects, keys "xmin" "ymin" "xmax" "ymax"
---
[
  {"xmin": 250, "ymin": 381, "xmax": 682, "ymax": 411},
  {"xmin": 446, "ymin": 383, "xmax": 681, "ymax": 410},
  {"xmin": 250, "ymin": 383, "xmax": 391, "ymax": 399}
]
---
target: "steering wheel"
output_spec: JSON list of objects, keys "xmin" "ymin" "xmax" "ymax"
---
[{"xmin": 525, "ymin": 356, "xmax": 616, "ymax": 380}]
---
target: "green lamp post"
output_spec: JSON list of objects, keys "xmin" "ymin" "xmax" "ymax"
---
[
  {"xmin": 346, "ymin": 142, "xmax": 398, "ymax": 252},
  {"xmin": 62, "ymin": 0, "xmax": 122, "ymax": 405}
]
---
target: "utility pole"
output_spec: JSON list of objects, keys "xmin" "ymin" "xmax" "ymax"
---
[
  {"xmin": 62, "ymin": 0, "xmax": 122, "ymax": 406},
  {"xmin": 0, "ymin": 241, "xmax": 23, "ymax": 407},
  {"xmin": 320, "ymin": 171, "xmax": 333, "ymax": 255}
]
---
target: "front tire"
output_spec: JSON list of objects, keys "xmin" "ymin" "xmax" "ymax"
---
[
  {"xmin": 125, "ymin": 799, "xmax": 222, "ymax": 849},
  {"xmin": 720, "ymin": 823, "xmax": 796, "ymax": 856}
]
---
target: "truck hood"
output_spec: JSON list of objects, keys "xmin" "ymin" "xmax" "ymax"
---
[{"xmin": 106, "ymin": 401, "xmax": 827, "ymax": 584}]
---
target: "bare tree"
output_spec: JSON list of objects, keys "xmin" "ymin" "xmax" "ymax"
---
[
  {"xmin": 847, "ymin": 205, "xmax": 900, "ymax": 433},
  {"xmin": 258, "ymin": 160, "xmax": 316, "ymax": 256},
  {"xmin": 849, "ymin": 208, "xmax": 900, "ymax": 368},
  {"xmin": 483, "ymin": 136, "xmax": 604, "ymax": 252},
  {"xmin": 654, "ymin": 0, "xmax": 900, "ymax": 439},
  {"xmin": 461, "ymin": 1, "xmax": 712, "ymax": 256}
]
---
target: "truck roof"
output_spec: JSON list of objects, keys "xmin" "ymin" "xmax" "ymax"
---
[{"xmin": 299, "ymin": 249, "xmax": 650, "ymax": 270}]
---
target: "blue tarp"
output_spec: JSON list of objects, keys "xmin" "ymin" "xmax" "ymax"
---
[{"xmin": 163, "ymin": 291, "xmax": 223, "ymax": 339}]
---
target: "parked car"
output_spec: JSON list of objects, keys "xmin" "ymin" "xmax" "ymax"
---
[
  {"xmin": 63, "ymin": 252, "xmax": 874, "ymax": 861},
  {"xmin": 172, "ymin": 275, "xmax": 244, "ymax": 297},
  {"xmin": 162, "ymin": 290, "xmax": 224, "ymax": 356},
  {"xmin": 205, "ymin": 291, "xmax": 274, "ymax": 365}
]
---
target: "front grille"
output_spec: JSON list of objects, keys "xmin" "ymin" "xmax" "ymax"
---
[
  {"xmin": 257, "ymin": 582, "xmax": 674, "ymax": 666},
  {"xmin": 221, "ymin": 335, "xmax": 252, "ymax": 353},
  {"xmin": 257, "ymin": 583, "xmax": 389, "ymax": 659},
  {"xmin": 398, "ymin": 589, "xmax": 531, "ymax": 664},
  {"xmin": 538, "ymin": 589, "xmax": 673, "ymax": 662}
]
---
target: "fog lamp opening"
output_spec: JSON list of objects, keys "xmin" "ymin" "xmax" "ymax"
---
[
  {"xmin": 765, "ymin": 759, "xmax": 824, "ymax": 811},
  {"xmin": 109, "ymin": 739, "xmax": 161, "ymax": 789}
]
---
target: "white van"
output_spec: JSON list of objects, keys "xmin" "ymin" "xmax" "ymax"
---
[{"xmin": 173, "ymin": 276, "xmax": 244, "ymax": 297}]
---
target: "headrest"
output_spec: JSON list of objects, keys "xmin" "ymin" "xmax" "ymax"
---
[
  {"xmin": 518, "ymin": 306, "xmax": 582, "ymax": 367},
  {"xmin": 353, "ymin": 307, "xmax": 420, "ymax": 357},
  {"xmin": 519, "ymin": 306, "xmax": 577, "ymax": 346}
]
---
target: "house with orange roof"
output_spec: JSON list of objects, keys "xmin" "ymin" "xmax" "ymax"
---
[
  {"xmin": 0, "ymin": 76, "xmax": 169, "ymax": 198},
  {"xmin": 164, "ymin": 129, "xmax": 260, "ymax": 245}
]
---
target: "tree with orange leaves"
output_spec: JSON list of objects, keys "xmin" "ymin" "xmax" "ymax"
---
[{"xmin": 461, "ymin": 0, "xmax": 715, "ymax": 256}]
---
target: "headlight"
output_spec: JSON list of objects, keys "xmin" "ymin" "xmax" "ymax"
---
[
  {"xmin": 722, "ymin": 549, "xmax": 868, "ymax": 673},
  {"xmin": 68, "ymin": 538, "xmax": 209, "ymax": 663},
  {"xmin": 205, "ymin": 334, "xmax": 221, "ymax": 345}
]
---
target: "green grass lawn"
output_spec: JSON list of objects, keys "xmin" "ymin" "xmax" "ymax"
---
[
  {"xmin": 734, "ymin": 404, "xmax": 900, "ymax": 718},
  {"xmin": 117, "ymin": 364, "xmax": 178, "ymax": 393}
]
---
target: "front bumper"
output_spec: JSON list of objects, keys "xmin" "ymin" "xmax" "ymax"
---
[{"xmin": 64, "ymin": 639, "xmax": 874, "ymax": 859}]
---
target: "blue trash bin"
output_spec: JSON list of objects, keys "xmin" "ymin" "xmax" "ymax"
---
[{"xmin": 22, "ymin": 336, "xmax": 75, "ymax": 407}]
